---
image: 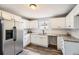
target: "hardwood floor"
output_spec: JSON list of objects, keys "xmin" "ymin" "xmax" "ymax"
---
[{"xmin": 24, "ymin": 44, "xmax": 62, "ymax": 55}]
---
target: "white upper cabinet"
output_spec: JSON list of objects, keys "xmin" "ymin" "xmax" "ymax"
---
[
  {"xmin": 66, "ymin": 5, "xmax": 79, "ymax": 29},
  {"xmin": 2, "ymin": 11, "xmax": 13, "ymax": 20},
  {"xmin": 22, "ymin": 19, "xmax": 30, "ymax": 29},
  {"xmin": 66, "ymin": 15, "xmax": 79, "ymax": 29},
  {"xmin": 38, "ymin": 19, "xmax": 50, "ymax": 30},
  {"xmin": 50, "ymin": 17, "xmax": 66, "ymax": 29},
  {"xmin": 66, "ymin": 15, "xmax": 73, "ymax": 28},
  {"xmin": 29, "ymin": 20, "xmax": 38, "ymax": 29},
  {"xmin": 74, "ymin": 16, "xmax": 79, "ymax": 28}
]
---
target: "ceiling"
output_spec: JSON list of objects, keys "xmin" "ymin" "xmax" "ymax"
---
[{"xmin": 0, "ymin": 4, "xmax": 76, "ymax": 20}]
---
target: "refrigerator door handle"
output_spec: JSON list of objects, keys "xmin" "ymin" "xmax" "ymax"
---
[{"xmin": 13, "ymin": 26, "xmax": 16, "ymax": 41}]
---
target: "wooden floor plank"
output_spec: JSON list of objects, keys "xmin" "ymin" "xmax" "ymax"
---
[{"xmin": 25, "ymin": 44, "xmax": 62, "ymax": 55}]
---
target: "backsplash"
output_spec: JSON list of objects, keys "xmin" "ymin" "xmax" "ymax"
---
[
  {"xmin": 69, "ymin": 29, "xmax": 79, "ymax": 39},
  {"xmin": 30, "ymin": 29, "xmax": 79, "ymax": 39},
  {"xmin": 31, "ymin": 29, "xmax": 69, "ymax": 35}
]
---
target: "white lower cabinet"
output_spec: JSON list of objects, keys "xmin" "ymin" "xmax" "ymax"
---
[
  {"xmin": 57, "ymin": 36, "xmax": 79, "ymax": 55},
  {"xmin": 64, "ymin": 41, "xmax": 79, "ymax": 55},
  {"xmin": 31, "ymin": 34, "xmax": 48, "ymax": 47},
  {"xmin": 57, "ymin": 36, "xmax": 65, "ymax": 54},
  {"xmin": 23, "ymin": 33, "xmax": 30, "ymax": 47}
]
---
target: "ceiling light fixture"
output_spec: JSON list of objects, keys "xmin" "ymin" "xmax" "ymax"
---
[{"xmin": 29, "ymin": 4, "xmax": 37, "ymax": 10}]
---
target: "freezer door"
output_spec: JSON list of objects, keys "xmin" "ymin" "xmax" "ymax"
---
[
  {"xmin": 3, "ymin": 20, "xmax": 14, "ymax": 55},
  {"xmin": 14, "ymin": 22, "xmax": 23, "ymax": 55},
  {"xmin": 3, "ymin": 20, "xmax": 23, "ymax": 55}
]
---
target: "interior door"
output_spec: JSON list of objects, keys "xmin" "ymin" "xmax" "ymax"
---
[{"xmin": 14, "ymin": 21, "xmax": 23, "ymax": 55}]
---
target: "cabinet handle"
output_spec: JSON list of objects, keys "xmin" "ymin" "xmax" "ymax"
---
[{"xmin": 13, "ymin": 26, "xmax": 16, "ymax": 41}]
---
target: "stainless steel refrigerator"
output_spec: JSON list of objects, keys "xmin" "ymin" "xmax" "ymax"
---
[
  {"xmin": 0, "ymin": 20, "xmax": 3, "ymax": 55},
  {"xmin": 0, "ymin": 19, "xmax": 23, "ymax": 55}
]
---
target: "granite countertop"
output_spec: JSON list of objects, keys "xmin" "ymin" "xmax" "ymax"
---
[
  {"xmin": 31, "ymin": 33, "xmax": 67, "ymax": 36},
  {"xmin": 62, "ymin": 36, "xmax": 79, "ymax": 43},
  {"xmin": 31, "ymin": 33, "xmax": 79, "ymax": 43}
]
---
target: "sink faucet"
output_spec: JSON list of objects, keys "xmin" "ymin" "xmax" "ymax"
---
[{"xmin": 42, "ymin": 30, "xmax": 45, "ymax": 35}]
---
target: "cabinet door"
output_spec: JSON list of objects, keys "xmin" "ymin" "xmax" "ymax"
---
[
  {"xmin": 50, "ymin": 18, "xmax": 65, "ymax": 28},
  {"xmin": 66, "ymin": 15, "xmax": 74, "ymax": 28},
  {"xmin": 57, "ymin": 37, "xmax": 64, "ymax": 50},
  {"xmin": 38, "ymin": 19, "xmax": 49, "ymax": 30},
  {"xmin": 64, "ymin": 41, "xmax": 79, "ymax": 55},
  {"xmin": 23, "ymin": 33, "xmax": 30, "ymax": 47},
  {"xmin": 66, "ymin": 15, "xmax": 79, "ymax": 29},
  {"xmin": 74, "ymin": 16, "xmax": 79, "ymax": 28},
  {"xmin": 29, "ymin": 20, "xmax": 38, "ymax": 29},
  {"xmin": 31, "ymin": 35, "xmax": 48, "ymax": 47},
  {"xmin": 39, "ymin": 35, "xmax": 48, "ymax": 47},
  {"xmin": 31, "ymin": 35, "xmax": 40, "ymax": 45}
]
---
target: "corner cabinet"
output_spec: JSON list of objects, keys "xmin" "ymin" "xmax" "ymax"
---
[{"xmin": 66, "ymin": 15, "xmax": 79, "ymax": 29}]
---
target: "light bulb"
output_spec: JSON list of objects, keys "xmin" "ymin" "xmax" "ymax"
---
[
  {"xmin": 30, "ymin": 5, "xmax": 36, "ymax": 9},
  {"xmin": 29, "ymin": 4, "xmax": 37, "ymax": 10}
]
